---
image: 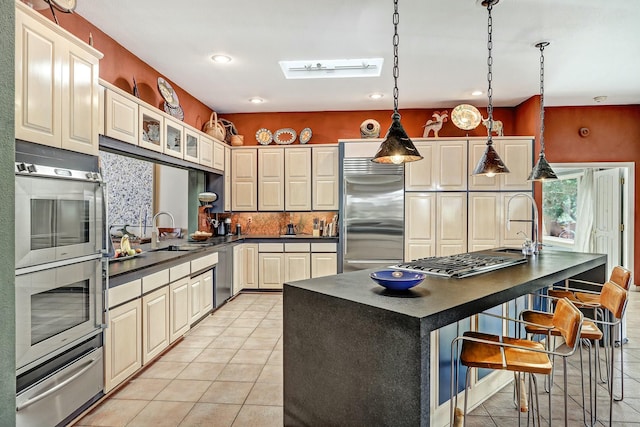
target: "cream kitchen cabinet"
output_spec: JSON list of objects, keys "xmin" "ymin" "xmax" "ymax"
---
[
  {"xmin": 258, "ymin": 243, "xmax": 285, "ymax": 289},
  {"xmin": 213, "ymin": 141, "xmax": 225, "ymax": 171},
  {"xmin": 224, "ymin": 146, "xmax": 231, "ymax": 211},
  {"xmin": 404, "ymin": 193, "xmax": 436, "ymax": 261},
  {"xmin": 232, "ymin": 149, "xmax": 258, "ymax": 211},
  {"xmin": 436, "ymin": 193, "xmax": 467, "ymax": 256},
  {"xmin": 189, "ymin": 269, "xmax": 214, "ymax": 325},
  {"xmin": 310, "ymin": 243, "xmax": 338, "ymax": 278},
  {"xmin": 164, "ymin": 115, "xmax": 184, "ymax": 159},
  {"xmin": 142, "ymin": 286, "xmax": 170, "ymax": 365},
  {"xmin": 405, "ymin": 139, "xmax": 467, "ymax": 191},
  {"xmin": 104, "ymin": 87, "xmax": 138, "ymax": 145},
  {"xmin": 15, "ymin": 2, "xmax": 102, "ymax": 156},
  {"xmin": 258, "ymin": 148, "xmax": 285, "ymax": 211},
  {"xmin": 183, "ymin": 128, "xmax": 200, "ymax": 164},
  {"xmin": 284, "ymin": 243, "xmax": 311, "ymax": 283},
  {"xmin": 138, "ymin": 106, "xmax": 163, "ymax": 152},
  {"xmin": 468, "ymin": 138, "xmax": 533, "ymax": 191},
  {"xmin": 312, "ymin": 146, "xmax": 339, "ymax": 210},
  {"xmin": 468, "ymin": 192, "xmax": 501, "ymax": 252},
  {"xmin": 285, "ymin": 148, "xmax": 312, "ymax": 211},
  {"xmin": 233, "ymin": 243, "xmax": 259, "ymax": 294},
  {"xmin": 467, "ymin": 192, "xmax": 534, "ymax": 251},
  {"xmin": 199, "ymin": 134, "xmax": 214, "ymax": 168},
  {"xmin": 169, "ymin": 278, "xmax": 190, "ymax": 343},
  {"xmin": 104, "ymin": 298, "xmax": 142, "ymax": 393}
]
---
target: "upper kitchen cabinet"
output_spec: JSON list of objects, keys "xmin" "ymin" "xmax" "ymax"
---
[
  {"xmin": 183, "ymin": 128, "xmax": 200, "ymax": 164},
  {"xmin": 213, "ymin": 140, "xmax": 225, "ymax": 171},
  {"xmin": 312, "ymin": 146, "xmax": 339, "ymax": 211},
  {"xmin": 285, "ymin": 148, "xmax": 312, "ymax": 211},
  {"xmin": 468, "ymin": 138, "xmax": 533, "ymax": 191},
  {"xmin": 138, "ymin": 106, "xmax": 163, "ymax": 152},
  {"xmin": 15, "ymin": 2, "xmax": 102, "ymax": 156},
  {"xmin": 405, "ymin": 139, "xmax": 467, "ymax": 191},
  {"xmin": 104, "ymin": 88, "xmax": 138, "ymax": 145},
  {"xmin": 199, "ymin": 134, "xmax": 214, "ymax": 168},
  {"xmin": 224, "ymin": 146, "xmax": 231, "ymax": 211},
  {"xmin": 163, "ymin": 115, "xmax": 184, "ymax": 159},
  {"xmin": 232, "ymin": 148, "xmax": 258, "ymax": 211},
  {"xmin": 258, "ymin": 148, "xmax": 285, "ymax": 211}
]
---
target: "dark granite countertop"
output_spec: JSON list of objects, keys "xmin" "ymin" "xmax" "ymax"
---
[
  {"xmin": 108, "ymin": 234, "xmax": 339, "ymax": 287},
  {"xmin": 284, "ymin": 249, "xmax": 606, "ymax": 331}
]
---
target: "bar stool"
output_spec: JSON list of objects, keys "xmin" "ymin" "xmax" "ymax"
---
[
  {"xmin": 521, "ymin": 281, "xmax": 628, "ymax": 426},
  {"xmin": 550, "ymin": 266, "xmax": 631, "ymax": 400},
  {"xmin": 450, "ymin": 298, "xmax": 583, "ymax": 427}
]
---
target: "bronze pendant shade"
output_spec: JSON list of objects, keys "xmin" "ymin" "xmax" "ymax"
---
[
  {"xmin": 472, "ymin": 142, "xmax": 510, "ymax": 176},
  {"xmin": 372, "ymin": 113, "xmax": 423, "ymax": 164}
]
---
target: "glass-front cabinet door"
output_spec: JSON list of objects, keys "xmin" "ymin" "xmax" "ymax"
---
[
  {"xmin": 138, "ymin": 106, "xmax": 163, "ymax": 152},
  {"xmin": 184, "ymin": 128, "xmax": 200, "ymax": 163},
  {"xmin": 164, "ymin": 116, "xmax": 184, "ymax": 159}
]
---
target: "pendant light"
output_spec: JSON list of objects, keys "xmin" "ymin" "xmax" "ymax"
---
[
  {"xmin": 372, "ymin": 0, "xmax": 423, "ymax": 165},
  {"xmin": 472, "ymin": 0, "xmax": 509, "ymax": 177},
  {"xmin": 527, "ymin": 42, "xmax": 558, "ymax": 181}
]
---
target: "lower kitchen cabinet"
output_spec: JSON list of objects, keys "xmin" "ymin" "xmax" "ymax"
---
[
  {"xmin": 232, "ymin": 244, "xmax": 244, "ymax": 295},
  {"xmin": 404, "ymin": 193, "xmax": 436, "ymax": 261},
  {"xmin": 284, "ymin": 252, "xmax": 311, "ymax": 282},
  {"xmin": 104, "ymin": 298, "xmax": 142, "ymax": 393},
  {"xmin": 244, "ymin": 244, "xmax": 259, "ymax": 288},
  {"xmin": 142, "ymin": 286, "xmax": 170, "ymax": 364},
  {"xmin": 259, "ymin": 252, "xmax": 284, "ymax": 289},
  {"xmin": 189, "ymin": 270, "xmax": 214, "ymax": 325},
  {"xmin": 169, "ymin": 278, "xmax": 190, "ymax": 343},
  {"xmin": 311, "ymin": 252, "xmax": 337, "ymax": 278}
]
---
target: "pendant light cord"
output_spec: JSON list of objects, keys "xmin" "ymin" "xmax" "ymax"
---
[
  {"xmin": 392, "ymin": 0, "xmax": 400, "ymax": 120},
  {"xmin": 539, "ymin": 43, "xmax": 546, "ymax": 155},
  {"xmin": 486, "ymin": 2, "xmax": 494, "ymax": 141}
]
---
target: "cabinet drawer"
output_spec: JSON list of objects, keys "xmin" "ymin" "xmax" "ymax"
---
[
  {"xmin": 142, "ymin": 269, "xmax": 170, "ymax": 294},
  {"xmin": 191, "ymin": 252, "xmax": 219, "ymax": 274},
  {"xmin": 108, "ymin": 279, "xmax": 141, "ymax": 308},
  {"xmin": 285, "ymin": 243, "xmax": 310, "ymax": 252},
  {"xmin": 311, "ymin": 242, "xmax": 337, "ymax": 253},
  {"xmin": 259, "ymin": 243, "xmax": 284, "ymax": 252},
  {"xmin": 170, "ymin": 262, "xmax": 191, "ymax": 281}
]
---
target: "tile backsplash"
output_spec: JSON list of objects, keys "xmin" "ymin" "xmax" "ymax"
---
[{"xmin": 202, "ymin": 212, "xmax": 338, "ymax": 237}]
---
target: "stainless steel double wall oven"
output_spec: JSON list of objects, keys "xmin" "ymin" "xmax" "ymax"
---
[{"xmin": 15, "ymin": 142, "xmax": 107, "ymax": 427}]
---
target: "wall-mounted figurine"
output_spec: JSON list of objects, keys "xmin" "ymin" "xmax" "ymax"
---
[
  {"xmin": 422, "ymin": 111, "xmax": 448, "ymax": 137},
  {"xmin": 481, "ymin": 116, "xmax": 504, "ymax": 136}
]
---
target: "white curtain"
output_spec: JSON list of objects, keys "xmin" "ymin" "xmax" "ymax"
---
[{"xmin": 574, "ymin": 168, "xmax": 595, "ymax": 252}]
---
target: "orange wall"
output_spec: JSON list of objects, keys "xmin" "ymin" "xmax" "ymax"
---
[{"xmin": 42, "ymin": 8, "xmax": 640, "ymax": 279}]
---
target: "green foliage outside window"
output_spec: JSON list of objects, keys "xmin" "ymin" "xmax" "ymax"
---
[{"xmin": 542, "ymin": 178, "xmax": 577, "ymax": 238}]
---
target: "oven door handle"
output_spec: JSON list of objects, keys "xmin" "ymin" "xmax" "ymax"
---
[{"xmin": 16, "ymin": 355, "xmax": 101, "ymax": 411}]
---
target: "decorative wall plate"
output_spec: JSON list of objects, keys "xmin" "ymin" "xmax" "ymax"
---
[
  {"xmin": 274, "ymin": 128, "xmax": 297, "ymax": 144},
  {"xmin": 164, "ymin": 103, "xmax": 184, "ymax": 120},
  {"xmin": 299, "ymin": 127, "xmax": 312, "ymax": 144},
  {"xmin": 157, "ymin": 77, "xmax": 180, "ymax": 107},
  {"xmin": 360, "ymin": 119, "xmax": 381, "ymax": 138},
  {"xmin": 255, "ymin": 128, "xmax": 273, "ymax": 145},
  {"xmin": 451, "ymin": 104, "xmax": 482, "ymax": 130}
]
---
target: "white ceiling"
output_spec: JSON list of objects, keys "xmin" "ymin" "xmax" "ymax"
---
[{"xmin": 75, "ymin": 0, "xmax": 640, "ymax": 114}]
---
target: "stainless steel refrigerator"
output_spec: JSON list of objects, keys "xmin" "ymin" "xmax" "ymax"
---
[{"xmin": 341, "ymin": 158, "xmax": 404, "ymax": 272}]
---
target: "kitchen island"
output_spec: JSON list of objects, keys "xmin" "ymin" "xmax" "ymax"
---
[{"xmin": 283, "ymin": 249, "xmax": 607, "ymax": 426}]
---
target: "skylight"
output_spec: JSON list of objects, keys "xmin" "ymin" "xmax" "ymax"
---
[{"xmin": 279, "ymin": 58, "xmax": 384, "ymax": 79}]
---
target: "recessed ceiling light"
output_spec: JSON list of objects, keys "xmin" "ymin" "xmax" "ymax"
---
[
  {"xmin": 593, "ymin": 95, "xmax": 607, "ymax": 103},
  {"xmin": 211, "ymin": 54, "xmax": 232, "ymax": 64},
  {"xmin": 249, "ymin": 97, "xmax": 264, "ymax": 104},
  {"xmin": 369, "ymin": 93, "xmax": 384, "ymax": 100},
  {"xmin": 471, "ymin": 90, "xmax": 483, "ymax": 96},
  {"xmin": 279, "ymin": 58, "xmax": 384, "ymax": 79}
]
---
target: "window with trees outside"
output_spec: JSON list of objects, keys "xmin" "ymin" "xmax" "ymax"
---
[{"xmin": 542, "ymin": 177, "xmax": 578, "ymax": 247}]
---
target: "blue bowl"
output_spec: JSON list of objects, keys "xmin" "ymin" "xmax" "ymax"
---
[{"xmin": 370, "ymin": 270, "xmax": 426, "ymax": 291}]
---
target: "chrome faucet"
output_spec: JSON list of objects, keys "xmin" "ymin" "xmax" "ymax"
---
[
  {"xmin": 151, "ymin": 211, "xmax": 175, "ymax": 245},
  {"xmin": 506, "ymin": 193, "xmax": 540, "ymax": 254}
]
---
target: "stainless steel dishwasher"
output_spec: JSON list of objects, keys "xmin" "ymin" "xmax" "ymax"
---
[{"xmin": 214, "ymin": 243, "xmax": 234, "ymax": 308}]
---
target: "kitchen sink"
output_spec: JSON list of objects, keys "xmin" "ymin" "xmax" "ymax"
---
[
  {"xmin": 153, "ymin": 244, "xmax": 203, "ymax": 252},
  {"xmin": 492, "ymin": 247, "xmax": 524, "ymax": 255}
]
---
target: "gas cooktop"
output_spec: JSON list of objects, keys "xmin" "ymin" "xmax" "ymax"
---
[{"xmin": 392, "ymin": 253, "xmax": 527, "ymax": 278}]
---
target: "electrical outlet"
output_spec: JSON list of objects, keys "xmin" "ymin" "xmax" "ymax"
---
[{"xmin": 247, "ymin": 217, "xmax": 252, "ymax": 223}]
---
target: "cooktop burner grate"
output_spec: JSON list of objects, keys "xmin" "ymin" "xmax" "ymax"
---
[{"xmin": 392, "ymin": 253, "xmax": 527, "ymax": 278}]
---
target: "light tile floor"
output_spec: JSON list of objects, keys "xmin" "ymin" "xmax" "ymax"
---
[{"xmin": 74, "ymin": 289, "xmax": 640, "ymax": 426}]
